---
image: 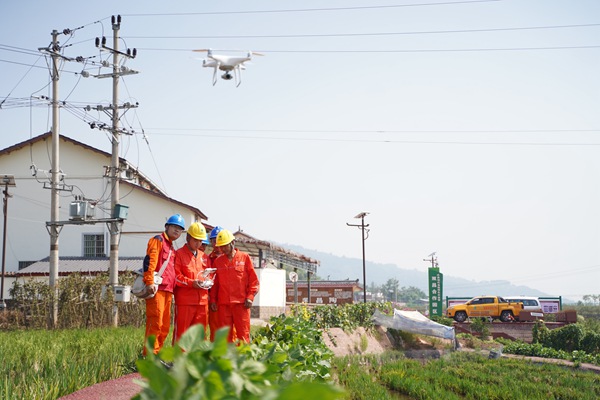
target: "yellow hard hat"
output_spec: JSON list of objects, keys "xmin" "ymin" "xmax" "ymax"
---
[
  {"xmin": 187, "ymin": 222, "xmax": 207, "ymax": 240},
  {"xmin": 215, "ymin": 229, "xmax": 235, "ymax": 247}
]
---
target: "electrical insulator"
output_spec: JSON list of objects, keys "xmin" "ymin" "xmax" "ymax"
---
[{"xmin": 95, "ymin": 37, "xmax": 100, "ymax": 47}]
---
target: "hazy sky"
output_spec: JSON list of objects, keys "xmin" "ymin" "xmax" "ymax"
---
[{"xmin": 1, "ymin": 1, "xmax": 599, "ymax": 300}]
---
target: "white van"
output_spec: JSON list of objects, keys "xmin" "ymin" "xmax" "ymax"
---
[{"xmin": 504, "ymin": 296, "xmax": 542, "ymax": 312}]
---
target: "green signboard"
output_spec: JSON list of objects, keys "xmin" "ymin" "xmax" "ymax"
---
[{"xmin": 428, "ymin": 267, "xmax": 443, "ymax": 317}]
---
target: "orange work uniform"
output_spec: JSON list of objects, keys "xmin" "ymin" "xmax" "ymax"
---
[
  {"xmin": 173, "ymin": 245, "xmax": 210, "ymax": 343},
  {"xmin": 143, "ymin": 233, "xmax": 177, "ymax": 355},
  {"xmin": 210, "ymin": 250, "xmax": 259, "ymax": 343}
]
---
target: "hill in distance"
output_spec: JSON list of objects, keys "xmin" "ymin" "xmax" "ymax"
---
[{"xmin": 281, "ymin": 244, "xmax": 563, "ymax": 301}]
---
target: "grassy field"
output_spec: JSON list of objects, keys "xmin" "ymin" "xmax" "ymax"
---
[
  {"xmin": 2, "ymin": 325, "xmax": 600, "ymax": 400},
  {"xmin": 0, "ymin": 326, "xmax": 144, "ymax": 400},
  {"xmin": 333, "ymin": 351, "xmax": 600, "ymax": 400}
]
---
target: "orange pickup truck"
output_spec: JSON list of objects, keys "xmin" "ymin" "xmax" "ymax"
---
[{"xmin": 446, "ymin": 295, "xmax": 524, "ymax": 322}]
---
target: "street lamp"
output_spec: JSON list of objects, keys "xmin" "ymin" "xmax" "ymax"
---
[
  {"xmin": 347, "ymin": 212, "xmax": 369, "ymax": 303},
  {"xmin": 0, "ymin": 175, "xmax": 16, "ymax": 311}
]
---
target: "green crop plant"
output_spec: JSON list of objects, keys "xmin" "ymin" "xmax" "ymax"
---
[
  {"xmin": 0, "ymin": 326, "xmax": 143, "ymax": 400},
  {"xmin": 334, "ymin": 351, "xmax": 600, "ymax": 399},
  {"xmin": 134, "ymin": 324, "xmax": 344, "ymax": 400}
]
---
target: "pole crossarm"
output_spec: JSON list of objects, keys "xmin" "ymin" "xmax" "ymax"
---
[{"xmin": 46, "ymin": 217, "xmax": 125, "ymax": 227}]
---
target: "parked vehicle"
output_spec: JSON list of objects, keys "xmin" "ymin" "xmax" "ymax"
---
[
  {"xmin": 503, "ymin": 296, "xmax": 542, "ymax": 312},
  {"xmin": 446, "ymin": 295, "xmax": 524, "ymax": 322}
]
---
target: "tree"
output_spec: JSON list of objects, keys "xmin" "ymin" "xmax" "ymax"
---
[
  {"xmin": 397, "ymin": 286, "xmax": 427, "ymax": 304},
  {"xmin": 381, "ymin": 278, "xmax": 400, "ymax": 301}
]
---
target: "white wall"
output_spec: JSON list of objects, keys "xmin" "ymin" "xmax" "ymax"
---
[
  {"xmin": 253, "ymin": 268, "xmax": 285, "ymax": 308},
  {"xmin": 0, "ymin": 136, "xmax": 199, "ymax": 274}
]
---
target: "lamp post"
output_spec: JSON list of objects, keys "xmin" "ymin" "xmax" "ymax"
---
[
  {"xmin": 347, "ymin": 212, "xmax": 369, "ymax": 303},
  {"xmin": 0, "ymin": 175, "xmax": 16, "ymax": 310}
]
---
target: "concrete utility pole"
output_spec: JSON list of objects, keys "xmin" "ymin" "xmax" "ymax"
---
[
  {"xmin": 49, "ymin": 29, "xmax": 61, "ymax": 328},
  {"xmin": 95, "ymin": 15, "xmax": 138, "ymax": 326},
  {"xmin": 109, "ymin": 16, "xmax": 122, "ymax": 327},
  {"xmin": 38, "ymin": 28, "xmax": 76, "ymax": 328},
  {"xmin": 0, "ymin": 175, "xmax": 16, "ymax": 310},
  {"xmin": 347, "ymin": 212, "xmax": 369, "ymax": 303}
]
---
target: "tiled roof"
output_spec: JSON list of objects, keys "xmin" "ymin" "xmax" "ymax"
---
[{"xmin": 16, "ymin": 257, "xmax": 144, "ymax": 276}]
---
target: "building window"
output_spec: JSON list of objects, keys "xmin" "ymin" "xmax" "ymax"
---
[
  {"xmin": 18, "ymin": 261, "xmax": 36, "ymax": 270},
  {"xmin": 83, "ymin": 234, "xmax": 106, "ymax": 257}
]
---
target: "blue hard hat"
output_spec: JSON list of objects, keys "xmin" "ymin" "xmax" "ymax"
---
[
  {"xmin": 209, "ymin": 225, "xmax": 223, "ymax": 240},
  {"xmin": 165, "ymin": 214, "xmax": 185, "ymax": 229},
  {"xmin": 202, "ymin": 238, "xmax": 210, "ymax": 245}
]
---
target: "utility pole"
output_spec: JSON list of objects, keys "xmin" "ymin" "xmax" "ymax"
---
[
  {"xmin": 109, "ymin": 16, "xmax": 122, "ymax": 327},
  {"xmin": 49, "ymin": 29, "xmax": 61, "ymax": 328},
  {"xmin": 0, "ymin": 175, "xmax": 16, "ymax": 310},
  {"xmin": 347, "ymin": 212, "xmax": 369, "ymax": 303},
  {"xmin": 94, "ymin": 15, "xmax": 138, "ymax": 326},
  {"xmin": 37, "ymin": 28, "xmax": 77, "ymax": 328},
  {"xmin": 423, "ymin": 252, "xmax": 437, "ymax": 268}
]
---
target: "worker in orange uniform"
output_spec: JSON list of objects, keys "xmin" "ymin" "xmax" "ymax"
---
[
  {"xmin": 142, "ymin": 214, "xmax": 185, "ymax": 355},
  {"xmin": 172, "ymin": 222, "xmax": 213, "ymax": 344},
  {"xmin": 207, "ymin": 226, "xmax": 223, "ymax": 341},
  {"xmin": 209, "ymin": 229, "xmax": 259, "ymax": 343}
]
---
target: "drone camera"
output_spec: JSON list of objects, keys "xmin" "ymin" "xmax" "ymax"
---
[{"xmin": 221, "ymin": 72, "xmax": 233, "ymax": 80}]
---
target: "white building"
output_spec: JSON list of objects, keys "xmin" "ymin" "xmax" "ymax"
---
[{"xmin": 0, "ymin": 132, "xmax": 207, "ymax": 299}]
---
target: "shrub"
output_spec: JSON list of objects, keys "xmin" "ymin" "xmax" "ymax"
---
[
  {"xmin": 543, "ymin": 324, "xmax": 584, "ymax": 352},
  {"xmin": 470, "ymin": 317, "xmax": 490, "ymax": 339},
  {"xmin": 580, "ymin": 331, "xmax": 600, "ymax": 354},
  {"xmin": 6, "ymin": 273, "xmax": 145, "ymax": 330}
]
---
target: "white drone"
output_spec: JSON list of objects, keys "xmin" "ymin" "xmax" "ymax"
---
[{"xmin": 193, "ymin": 49, "xmax": 263, "ymax": 87}]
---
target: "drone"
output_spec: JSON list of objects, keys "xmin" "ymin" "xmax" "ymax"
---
[{"xmin": 193, "ymin": 49, "xmax": 263, "ymax": 87}]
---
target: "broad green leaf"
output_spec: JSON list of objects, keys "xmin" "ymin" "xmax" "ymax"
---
[
  {"xmin": 177, "ymin": 324, "xmax": 207, "ymax": 353},
  {"xmin": 211, "ymin": 327, "xmax": 230, "ymax": 357}
]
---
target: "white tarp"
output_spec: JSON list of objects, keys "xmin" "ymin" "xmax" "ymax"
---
[{"xmin": 372, "ymin": 309, "xmax": 455, "ymax": 341}]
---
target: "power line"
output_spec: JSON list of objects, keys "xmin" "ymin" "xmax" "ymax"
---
[
  {"xmin": 0, "ymin": 58, "xmax": 49, "ymax": 69},
  {"xmin": 146, "ymin": 127, "xmax": 600, "ymax": 134},
  {"xmin": 141, "ymin": 130, "xmax": 600, "ymax": 146},
  {"xmin": 126, "ymin": 23, "xmax": 600, "ymax": 40},
  {"xmin": 139, "ymin": 44, "xmax": 600, "ymax": 53},
  {"xmin": 123, "ymin": 0, "xmax": 504, "ymax": 17},
  {"xmin": 0, "ymin": 44, "xmax": 42, "ymax": 56}
]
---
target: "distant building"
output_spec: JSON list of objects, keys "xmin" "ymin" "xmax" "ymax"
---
[{"xmin": 286, "ymin": 279, "xmax": 361, "ymax": 305}]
